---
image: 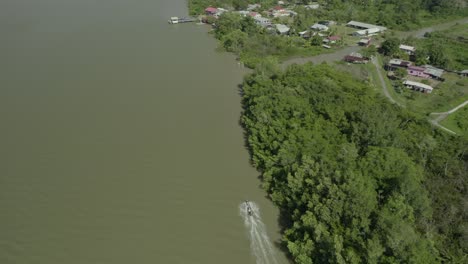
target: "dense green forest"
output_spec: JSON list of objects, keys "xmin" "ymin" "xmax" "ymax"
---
[{"xmin": 241, "ymin": 63, "xmax": 468, "ymax": 263}]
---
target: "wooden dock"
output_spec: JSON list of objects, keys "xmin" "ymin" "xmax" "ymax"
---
[{"xmin": 168, "ymin": 17, "xmax": 196, "ymax": 24}]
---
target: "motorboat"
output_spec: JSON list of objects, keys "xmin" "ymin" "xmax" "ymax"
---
[{"xmin": 245, "ymin": 200, "xmax": 253, "ymax": 216}]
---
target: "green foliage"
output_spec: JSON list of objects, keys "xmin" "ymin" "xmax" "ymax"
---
[
  {"xmin": 241, "ymin": 63, "xmax": 468, "ymax": 263},
  {"xmin": 362, "ymin": 45, "xmax": 377, "ymax": 58},
  {"xmin": 310, "ymin": 34, "xmax": 322, "ymax": 46},
  {"xmin": 414, "ymin": 24, "xmax": 468, "ymax": 70},
  {"xmin": 380, "ymin": 37, "xmax": 400, "ymax": 56},
  {"xmin": 394, "ymin": 68, "xmax": 407, "ymax": 79}
]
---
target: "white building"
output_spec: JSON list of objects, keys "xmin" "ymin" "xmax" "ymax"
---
[
  {"xmin": 403, "ymin": 80, "xmax": 433, "ymax": 93},
  {"xmin": 310, "ymin": 23, "xmax": 329, "ymax": 31},
  {"xmin": 347, "ymin": 21, "xmax": 387, "ymax": 31},
  {"xmin": 254, "ymin": 17, "xmax": 271, "ymax": 26},
  {"xmin": 399, "ymin": 44, "xmax": 416, "ymax": 55},
  {"xmin": 352, "ymin": 28, "xmax": 382, "ymax": 37},
  {"xmin": 275, "ymin": 24, "xmax": 290, "ymax": 35}
]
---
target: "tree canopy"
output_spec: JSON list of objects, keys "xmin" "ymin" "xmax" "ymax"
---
[{"xmin": 241, "ymin": 63, "xmax": 468, "ymax": 263}]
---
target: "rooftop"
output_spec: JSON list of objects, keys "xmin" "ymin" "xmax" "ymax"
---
[
  {"xmin": 275, "ymin": 24, "xmax": 290, "ymax": 34},
  {"xmin": 404, "ymin": 80, "xmax": 433, "ymax": 90},
  {"xmin": 399, "ymin": 44, "xmax": 415, "ymax": 51},
  {"xmin": 347, "ymin": 21, "xmax": 387, "ymax": 31},
  {"xmin": 389, "ymin": 59, "xmax": 411, "ymax": 67}
]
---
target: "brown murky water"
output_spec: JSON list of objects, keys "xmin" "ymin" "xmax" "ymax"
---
[{"xmin": 0, "ymin": 1, "xmax": 288, "ymax": 263}]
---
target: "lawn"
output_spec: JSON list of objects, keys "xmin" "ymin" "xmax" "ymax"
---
[
  {"xmin": 440, "ymin": 106, "xmax": 468, "ymax": 136},
  {"xmin": 393, "ymin": 73, "xmax": 468, "ymax": 114}
]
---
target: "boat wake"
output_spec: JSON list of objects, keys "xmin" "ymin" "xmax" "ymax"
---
[{"xmin": 239, "ymin": 201, "xmax": 278, "ymax": 264}]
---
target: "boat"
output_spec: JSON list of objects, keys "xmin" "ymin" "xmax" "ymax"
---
[
  {"xmin": 245, "ymin": 200, "xmax": 253, "ymax": 216},
  {"xmin": 168, "ymin": 17, "xmax": 196, "ymax": 24},
  {"xmin": 168, "ymin": 17, "xmax": 179, "ymax": 24}
]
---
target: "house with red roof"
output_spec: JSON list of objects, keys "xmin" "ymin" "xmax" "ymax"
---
[
  {"xmin": 323, "ymin": 35, "xmax": 341, "ymax": 44},
  {"xmin": 205, "ymin": 7, "xmax": 218, "ymax": 15}
]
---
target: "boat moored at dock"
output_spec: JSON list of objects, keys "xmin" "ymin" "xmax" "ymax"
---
[{"xmin": 168, "ymin": 17, "xmax": 196, "ymax": 24}]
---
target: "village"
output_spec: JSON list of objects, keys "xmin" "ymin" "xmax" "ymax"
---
[{"xmin": 173, "ymin": 1, "xmax": 467, "ymax": 99}]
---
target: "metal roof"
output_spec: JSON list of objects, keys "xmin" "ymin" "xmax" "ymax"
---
[
  {"xmin": 310, "ymin": 23, "xmax": 328, "ymax": 31},
  {"xmin": 347, "ymin": 21, "xmax": 387, "ymax": 31},
  {"xmin": 404, "ymin": 80, "xmax": 433, "ymax": 90},
  {"xmin": 275, "ymin": 24, "xmax": 290, "ymax": 33},
  {"xmin": 399, "ymin": 44, "xmax": 415, "ymax": 51},
  {"xmin": 423, "ymin": 66, "xmax": 444, "ymax": 77}
]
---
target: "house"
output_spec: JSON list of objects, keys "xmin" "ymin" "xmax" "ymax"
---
[
  {"xmin": 214, "ymin": 8, "xmax": 228, "ymax": 17},
  {"xmin": 403, "ymin": 80, "xmax": 433, "ymax": 93},
  {"xmin": 271, "ymin": 9, "xmax": 296, "ymax": 17},
  {"xmin": 249, "ymin": 12, "xmax": 261, "ymax": 19},
  {"xmin": 399, "ymin": 44, "xmax": 416, "ymax": 55},
  {"xmin": 305, "ymin": 4, "xmax": 320, "ymax": 10},
  {"xmin": 273, "ymin": 6, "xmax": 284, "ymax": 11},
  {"xmin": 275, "ymin": 24, "xmax": 290, "ymax": 35},
  {"xmin": 299, "ymin": 30, "xmax": 311, "ymax": 39},
  {"xmin": 387, "ymin": 59, "xmax": 412, "ymax": 70},
  {"xmin": 358, "ymin": 38, "xmax": 371, "ymax": 47},
  {"xmin": 323, "ymin": 35, "xmax": 341, "ymax": 44},
  {"xmin": 347, "ymin": 21, "xmax": 387, "ymax": 31},
  {"xmin": 422, "ymin": 65, "xmax": 444, "ymax": 80},
  {"xmin": 352, "ymin": 28, "xmax": 382, "ymax": 37},
  {"xmin": 254, "ymin": 17, "xmax": 271, "ymax": 27},
  {"xmin": 408, "ymin": 66, "xmax": 430, "ymax": 78},
  {"xmin": 318, "ymin": 20, "xmax": 336, "ymax": 26},
  {"xmin": 205, "ymin": 7, "xmax": 218, "ymax": 15},
  {"xmin": 247, "ymin": 4, "xmax": 261, "ymax": 11},
  {"xmin": 237, "ymin": 10, "xmax": 250, "ymax": 17},
  {"xmin": 459, "ymin": 70, "xmax": 468, "ymax": 77},
  {"xmin": 310, "ymin": 23, "xmax": 329, "ymax": 31},
  {"xmin": 344, "ymin": 52, "xmax": 368, "ymax": 64}
]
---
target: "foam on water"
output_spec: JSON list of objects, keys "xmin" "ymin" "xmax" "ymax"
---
[{"xmin": 239, "ymin": 201, "xmax": 278, "ymax": 264}]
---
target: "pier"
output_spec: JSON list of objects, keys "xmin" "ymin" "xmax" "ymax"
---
[{"xmin": 168, "ymin": 17, "xmax": 197, "ymax": 24}]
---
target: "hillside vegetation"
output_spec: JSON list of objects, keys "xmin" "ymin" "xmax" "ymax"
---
[{"xmin": 241, "ymin": 63, "xmax": 468, "ymax": 263}]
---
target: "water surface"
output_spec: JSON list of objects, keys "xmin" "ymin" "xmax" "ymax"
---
[{"xmin": 0, "ymin": 1, "xmax": 287, "ymax": 263}]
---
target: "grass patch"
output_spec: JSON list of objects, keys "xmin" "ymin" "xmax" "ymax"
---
[
  {"xmin": 440, "ymin": 106, "xmax": 468, "ymax": 136},
  {"xmin": 393, "ymin": 73, "xmax": 468, "ymax": 114},
  {"xmin": 367, "ymin": 56, "xmax": 407, "ymax": 106}
]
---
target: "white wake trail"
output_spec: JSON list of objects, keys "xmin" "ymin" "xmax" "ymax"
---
[{"xmin": 240, "ymin": 202, "xmax": 279, "ymax": 264}]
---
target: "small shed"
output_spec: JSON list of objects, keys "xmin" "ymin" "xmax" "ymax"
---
[
  {"xmin": 399, "ymin": 44, "xmax": 416, "ymax": 55},
  {"xmin": 275, "ymin": 24, "xmax": 290, "ymax": 35},
  {"xmin": 310, "ymin": 23, "xmax": 329, "ymax": 31},
  {"xmin": 358, "ymin": 38, "xmax": 371, "ymax": 46}
]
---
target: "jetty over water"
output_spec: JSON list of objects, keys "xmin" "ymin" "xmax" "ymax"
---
[{"xmin": 168, "ymin": 17, "xmax": 196, "ymax": 24}]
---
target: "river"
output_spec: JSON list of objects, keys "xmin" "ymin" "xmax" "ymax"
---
[{"xmin": 0, "ymin": 1, "xmax": 288, "ymax": 263}]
